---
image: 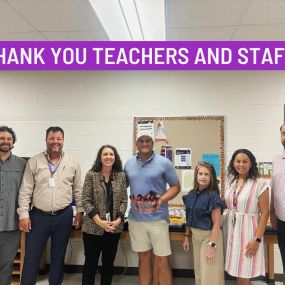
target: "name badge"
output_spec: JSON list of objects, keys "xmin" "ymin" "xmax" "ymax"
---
[
  {"xmin": 48, "ymin": 177, "xmax": 56, "ymax": 188},
  {"xmin": 106, "ymin": 212, "xmax": 111, "ymax": 221}
]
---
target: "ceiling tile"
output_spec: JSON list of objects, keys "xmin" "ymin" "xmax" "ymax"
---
[
  {"xmin": 0, "ymin": 1, "xmax": 36, "ymax": 32},
  {"xmin": 167, "ymin": 26, "xmax": 236, "ymax": 41},
  {"xmin": 8, "ymin": 0, "xmax": 105, "ymax": 32},
  {"xmin": 166, "ymin": 0, "xmax": 250, "ymax": 27},
  {"xmin": 0, "ymin": 32, "xmax": 46, "ymax": 40},
  {"xmin": 233, "ymin": 25, "xmax": 285, "ymax": 40},
  {"xmin": 43, "ymin": 31, "xmax": 109, "ymax": 41},
  {"xmin": 242, "ymin": 0, "xmax": 285, "ymax": 25}
]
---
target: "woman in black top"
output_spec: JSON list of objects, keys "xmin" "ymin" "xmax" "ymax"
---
[{"xmin": 81, "ymin": 145, "xmax": 128, "ymax": 285}]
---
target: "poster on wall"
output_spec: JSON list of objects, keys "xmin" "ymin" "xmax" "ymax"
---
[
  {"xmin": 201, "ymin": 153, "xmax": 221, "ymax": 176},
  {"xmin": 181, "ymin": 169, "xmax": 195, "ymax": 192},
  {"xmin": 155, "ymin": 121, "xmax": 168, "ymax": 142},
  {"xmin": 137, "ymin": 120, "xmax": 154, "ymax": 138},
  {"xmin": 175, "ymin": 148, "xmax": 192, "ymax": 169}
]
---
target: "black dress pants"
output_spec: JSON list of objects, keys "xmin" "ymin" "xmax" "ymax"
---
[
  {"xmin": 277, "ymin": 218, "xmax": 285, "ymax": 272},
  {"xmin": 20, "ymin": 207, "xmax": 73, "ymax": 285},
  {"xmin": 82, "ymin": 231, "xmax": 120, "ymax": 285}
]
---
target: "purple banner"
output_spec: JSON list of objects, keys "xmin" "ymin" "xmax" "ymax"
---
[{"xmin": 1, "ymin": 41, "xmax": 285, "ymax": 70}]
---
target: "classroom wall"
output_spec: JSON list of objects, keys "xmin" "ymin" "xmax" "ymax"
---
[{"xmin": 0, "ymin": 70, "xmax": 284, "ymax": 272}]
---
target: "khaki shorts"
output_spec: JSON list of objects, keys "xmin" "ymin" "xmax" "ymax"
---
[{"xmin": 128, "ymin": 220, "xmax": 171, "ymax": 256}]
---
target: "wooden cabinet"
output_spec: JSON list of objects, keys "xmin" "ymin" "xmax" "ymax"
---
[{"xmin": 11, "ymin": 232, "xmax": 25, "ymax": 285}]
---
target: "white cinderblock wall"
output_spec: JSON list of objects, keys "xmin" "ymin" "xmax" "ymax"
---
[{"xmin": 0, "ymin": 70, "xmax": 284, "ymax": 272}]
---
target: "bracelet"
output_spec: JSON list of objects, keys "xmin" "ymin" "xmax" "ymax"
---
[{"xmin": 185, "ymin": 234, "xmax": 189, "ymax": 237}]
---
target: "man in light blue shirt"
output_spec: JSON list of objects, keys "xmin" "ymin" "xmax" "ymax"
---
[{"xmin": 125, "ymin": 130, "xmax": 180, "ymax": 285}]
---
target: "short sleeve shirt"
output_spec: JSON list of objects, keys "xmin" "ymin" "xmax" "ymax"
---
[
  {"xmin": 183, "ymin": 188, "xmax": 222, "ymax": 230},
  {"xmin": 124, "ymin": 153, "xmax": 179, "ymax": 221}
]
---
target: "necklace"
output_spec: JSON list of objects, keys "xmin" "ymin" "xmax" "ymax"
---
[
  {"xmin": 102, "ymin": 170, "xmax": 112, "ymax": 183},
  {"xmin": 233, "ymin": 179, "xmax": 245, "ymax": 209}
]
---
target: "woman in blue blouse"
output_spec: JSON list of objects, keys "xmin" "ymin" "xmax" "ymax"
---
[{"xmin": 183, "ymin": 161, "xmax": 224, "ymax": 285}]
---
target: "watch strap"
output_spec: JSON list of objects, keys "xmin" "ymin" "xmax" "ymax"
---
[
  {"xmin": 255, "ymin": 237, "xmax": 262, "ymax": 243},
  {"xmin": 208, "ymin": 241, "xmax": 217, "ymax": 248}
]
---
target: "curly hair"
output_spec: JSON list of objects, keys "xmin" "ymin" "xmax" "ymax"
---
[
  {"xmin": 193, "ymin": 161, "xmax": 220, "ymax": 193},
  {"xmin": 0, "ymin": 125, "xmax": 17, "ymax": 143},
  {"xmin": 91, "ymin": 145, "xmax": 123, "ymax": 173},
  {"xmin": 227, "ymin": 149, "xmax": 258, "ymax": 183}
]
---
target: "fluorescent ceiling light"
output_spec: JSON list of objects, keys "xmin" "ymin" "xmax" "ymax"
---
[{"xmin": 89, "ymin": 0, "xmax": 166, "ymax": 41}]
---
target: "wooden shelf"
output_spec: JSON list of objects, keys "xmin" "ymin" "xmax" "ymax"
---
[
  {"xmin": 260, "ymin": 175, "xmax": 271, "ymax": 179},
  {"xmin": 10, "ymin": 275, "xmax": 20, "ymax": 285},
  {"xmin": 11, "ymin": 232, "xmax": 25, "ymax": 285},
  {"xmin": 12, "ymin": 264, "xmax": 21, "ymax": 274},
  {"xmin": 11, "ymin": 232, "xmax": 46, "ymax": 284}
]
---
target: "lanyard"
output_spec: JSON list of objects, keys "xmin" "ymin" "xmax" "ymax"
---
[
  {"xmin": 48, "ymin": 160, "xmax": 61, "ymax": 175},
  {"xmin": 233, "ymin": 180, "xmax": 245, "ymax": 209}
]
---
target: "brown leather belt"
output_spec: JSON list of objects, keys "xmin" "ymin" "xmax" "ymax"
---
[{"xmin": 32, "ymin": 205, "xmax": 71, "ymax": 216}]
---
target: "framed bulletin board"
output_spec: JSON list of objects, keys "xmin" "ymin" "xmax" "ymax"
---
[{"xmin": 133, "ymin": 116, "xmax": 225, "ymax": 196}]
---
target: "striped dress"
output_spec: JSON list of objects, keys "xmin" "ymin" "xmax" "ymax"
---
[{"xmin": 223, "ymin": 177, "xmax": 268, "ymax": 278}]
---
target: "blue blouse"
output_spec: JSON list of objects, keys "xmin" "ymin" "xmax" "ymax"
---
[{"xmin": 182, "ymin": 189, "xmax": 222, "ymax": 231}]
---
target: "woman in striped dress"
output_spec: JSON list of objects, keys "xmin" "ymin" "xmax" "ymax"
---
[{"xmin": 223, "ymin": 149, "xmax": 269, "ymax": 285}]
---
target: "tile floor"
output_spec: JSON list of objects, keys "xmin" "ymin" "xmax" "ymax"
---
[{"xmin": 36, "ymin": 273, "xmax": 282, "ymax": 285}]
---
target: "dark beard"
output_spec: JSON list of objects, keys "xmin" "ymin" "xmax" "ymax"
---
[
  {"xmin": 0, "ymin": 144, "xmax": 13, "ymax": 152},
  {"xmin": 282, "ymin": 141, "xmax": 285, "ymax": 149}
]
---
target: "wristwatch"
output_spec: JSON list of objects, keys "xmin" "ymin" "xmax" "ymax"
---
[
  {"xmin": 255, "ymin": 237, "xmax": 262, "ymax": 243},
  {"xmin": 208, "ymin": 241, "xmax": 217, "ymax": 248}
]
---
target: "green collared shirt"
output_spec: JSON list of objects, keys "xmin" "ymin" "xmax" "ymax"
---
[{"xmin": 0, "ymin": 154, "xmax": 26, "ymax": 231}]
